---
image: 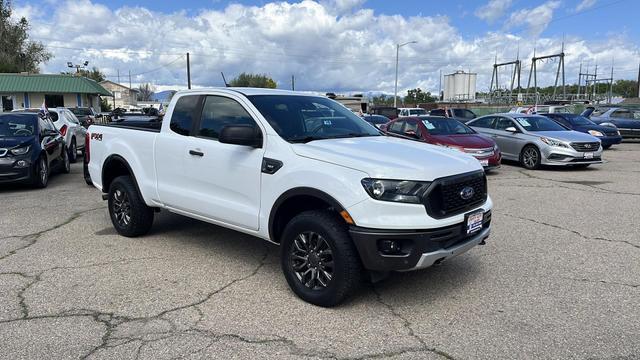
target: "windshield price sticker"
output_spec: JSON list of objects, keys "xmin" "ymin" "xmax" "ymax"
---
[
  {"xmin": 516, "ymin": 118, "xmax": 531, "ymax": 127},
  {"xmin": 323, "ymin": 120, "xmax": 332, "ymax": 125},
  {"xmin": 422, "ymin": 120, "xmax": 435, "ymax": 130}
]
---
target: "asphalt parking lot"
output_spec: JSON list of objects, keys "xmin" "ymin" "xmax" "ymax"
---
[{"xmin": 0, "ymin": 144, "xmax": 639, "ymax": 360}]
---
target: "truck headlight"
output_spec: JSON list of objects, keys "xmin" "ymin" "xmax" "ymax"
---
[
  {"xmin": 361, "ymin": 179, "xmax": 431, "ymax": 204},
  {"xmin": 588, "ymin": 130, "xmax": 604, "ymax": 137},
  {"xmin": 540, "ymin": 137, "xmax": 568, "ymax": 148},
  {"xmin": 10, "ymin": 146, "xmax": 31, "ymax": 155}
]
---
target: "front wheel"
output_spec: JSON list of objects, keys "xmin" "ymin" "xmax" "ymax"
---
[
  {"xmin": 108, "ymin": 176, "xmax": 154, "ymax": 237},
  {"xmin": 32, "ymin": 156, "xmax": 49, "ymax": 188},
  {"xmin": 520, "ymin": 145, "xmax": 541, "ymax": 170},
  {"xmin": 61, "ymin": 146, "xmax": 71, "ymax": 174},
  {"xmin": 603, "ymin": 145, "xmax": 612, "ymax": 150},
  {"xmin": 281, "ymin": 210, "xmax": 363, "ymax": 307},
  {"xmin": 69, "ymin": 138, "xmax": 78, "ymax": 163}
]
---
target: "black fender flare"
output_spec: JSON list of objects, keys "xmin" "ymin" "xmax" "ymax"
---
[
  {"xmin": 268, "ymin": 187, "xmax": 347, "ymax": 241},
  {"xmin": 101, "ymin": 154, "xmax": 142, "ymax": 195}
]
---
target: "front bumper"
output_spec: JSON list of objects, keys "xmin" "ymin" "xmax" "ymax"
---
[
  {"xmin": 599, "ymin": 135, "xmax": 622, "ymax": 147},
  {"xmin": 349, "ymin": 210, "xmax": 491, "ymax": 271},
  {"xmin": 0, "ymin": 157, "xmax": 33, "ymax": 184},
  {"xmin": 541, "ymin": 146, "xmax": 603, "ymax": 166}
]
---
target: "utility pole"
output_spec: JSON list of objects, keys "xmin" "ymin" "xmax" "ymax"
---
[
  {"xmin": 128, "ymin": 70, "xmax": 132, "ymax": 90},
  {"xmin": 637, "ymin": 62, "xmax": 640, "ymax": 98},
  {"xmin": 186, "ymin": 52, "xmax": 191, "ymax": 89},
  {"xmin": 117, "ymin": 69, "xmax": 120, "ymax": 84},
  {"xmin": 394, "ymin": 41, "xmax": 417, "ymax": 108},
  {"xmin": 438, "ymin": 70, "xmax": 442, "ymax": 101},
  {"xmin": 291, "ymin": 75, "xmax": 295, "ymax": 91}
]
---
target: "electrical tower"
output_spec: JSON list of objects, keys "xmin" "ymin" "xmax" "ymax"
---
[
  {"xmin": 489, "ymin": 54, "xmax": 521, "ymax": 104},
  {"xmin": 525, "ymin": 44, "xmax": 566, "ymax": 102}
]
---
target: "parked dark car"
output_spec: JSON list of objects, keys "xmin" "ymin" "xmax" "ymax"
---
[
  {"xmin": 544, "ymin": 113, "xmax": 622, "ymax": 149},
  {"xmin": 382, "ymin": 116, "xmax": 501, "ymax": 171},
  {"xmin": 429, "ymin": 108, "xmax": 477, "ymax": 120},
  {"xmin": 362, "ymin": 114, "xmax": 390, "ymax": 129},
  {"xmin": 0, "ymin": 112, "xmax": 70, "ymax": 187},
  {"xmin": 69, "ymin": 107, "xmax": 96, "ymax": 128},
  {"xmin": 583, "ymin": 107, "xmax": 640, "ymax": 139}
]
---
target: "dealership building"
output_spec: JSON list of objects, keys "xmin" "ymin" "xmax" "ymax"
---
[{"xmin": 0, "ymin": 73, "xmax": 111, "ymax": 112}]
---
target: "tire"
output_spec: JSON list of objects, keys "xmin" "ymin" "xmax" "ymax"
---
[
  {"xmin": 60, "ymin": 146, "xmax": 71, "ymax": 174},
  {"xmin": 520, "ymin": 145, "xmax": 541, "ymax": 170},
  {"xmin": 280, "ymin": 210, "xmax": 363, "ymax": 307},
  {"xmin": 603, "ymin": 145, "xmax": 612, "ymax": 150},
  {"xmin": 108, "ymin": 176, "xmax": 154, "ymax": 237},
  {"xmin": 69, "ymin": 138, "xmax": 78, "ymax": 163},
  {"xmin": 32, "ymin": 155, "xmax": 49, "ymax": 188}
]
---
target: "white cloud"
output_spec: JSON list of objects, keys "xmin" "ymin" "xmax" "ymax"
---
[
  {"xmin": 575, "ymin": 0, "xmax": 597, "ymax": 12},
  {"xmin": 475, "ymin": 0, "xmax": 512, "ymax": 23},
  {"xmin": 505, "ymin": 1, "xmax": 561, "ymax": 37},
  {"xmin": 19, "ymin": 0, "xmax": 639, "ymax": 95}
]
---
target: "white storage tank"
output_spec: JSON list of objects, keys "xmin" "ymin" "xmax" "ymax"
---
[{"xmin": 443, "ymin": 70, "xmax": 477, "ymax": 102}]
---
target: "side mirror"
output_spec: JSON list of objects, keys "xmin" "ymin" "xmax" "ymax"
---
[
  {"xmin": 505, "ymin": 127, "xmax": 518, "ymax": 133},
  {"xmin": 219, "ymin": 125, "xmax": 262, "ymax": 148}
]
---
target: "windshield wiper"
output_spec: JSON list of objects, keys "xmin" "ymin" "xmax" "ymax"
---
[
  {"xmin": 288, "ymin": 136, "xmax": 328, "ymax": 143},
  {"xmin": 329, "ymin": 133, "xmax": 378, "ymax": 139}
]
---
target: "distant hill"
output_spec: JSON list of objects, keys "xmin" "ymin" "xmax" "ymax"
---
[{"xmin": 151, "ymin": 90, "xmax": 176, "ymax": 102}]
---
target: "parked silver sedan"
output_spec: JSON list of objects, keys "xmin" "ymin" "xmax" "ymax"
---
[{"xmin": 466, "ymin": 114, "xmax": 603, "ymax": 169}]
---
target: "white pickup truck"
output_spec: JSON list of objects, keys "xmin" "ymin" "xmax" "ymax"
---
[{"xmin": 87, "ymin": 88, "xmax": 493, "ymax": 306}]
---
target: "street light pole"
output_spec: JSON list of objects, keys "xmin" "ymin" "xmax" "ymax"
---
[{"xmin": 394, "ymin": 41, "xmax": 417, "ymax": 108}]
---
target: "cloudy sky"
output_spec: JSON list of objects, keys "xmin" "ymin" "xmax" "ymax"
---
[{"xmin": 11, "ymin": 0, "xmax": 640, "ymax": 94}]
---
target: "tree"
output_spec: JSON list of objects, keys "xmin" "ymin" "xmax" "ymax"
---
[
  {"xmin": 137, "ymin": 83, "xmax": 155, "ymax": 101},
  {"xmin": 612, "ymin": 79, "xmax": 638, "ymax": 98},
  {"xmin": 404, "ymin": 88, "xmax": 436, "ymax": 106},
  {"xmin": 229, "ymin": 73, "xmax": 277, "ymax": 88},
  {"xmin": 0, "ymin": 0, "xmax": 52, "ymax": 73},
  {"xmin": 100, "ymin": 97, "xmax": 112, "ymax": 112},
  {"xmin": 62, "ymin": 67, "xmax": 106, "ymax": 82}
]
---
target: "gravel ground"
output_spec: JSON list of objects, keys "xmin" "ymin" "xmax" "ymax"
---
[{"xmin": 0, "ymin": 143, "xmax": 638, "ymax": 359}]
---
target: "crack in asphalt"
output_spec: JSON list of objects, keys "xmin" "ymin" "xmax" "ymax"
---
[
  {"xmin": 0, "ymin": 206, "xmax": 107, "ymax": 262},
  {"xmin": 370, "ymin": 286, "xmax": 455, "ymax": 360},
  {"xmin": 563, "ymin": 277, "xmax": 640, "ymax": 289},
  {"xmin": 516, "ymin": 169, "xmax": 640, "ymax": 196},
  {"xmin": 500, "ymin": 213, "xmax": 640, "ymax": 250}
]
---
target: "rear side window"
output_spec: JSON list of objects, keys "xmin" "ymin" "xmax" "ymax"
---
[
  {"xmin": 170, "ymin": 95, "xmax": 201, "ymax": 136},
  {"xmin": 494, "ymin": 118, "xmax": 515, "ymax": 131},
  {"xmin": 389, "ymin": 120, "xmax": 404, "ymax": 134},
  {"xmin": 469, "ymin": 116, "xmax": 494, "ymax": 128},
  {"xmin": 197, "ymin": 96, "xmax": 257, "ymax": 140}
]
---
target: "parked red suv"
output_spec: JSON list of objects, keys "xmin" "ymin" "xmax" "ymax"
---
[{"xmin": 382, "ymin": 116, "xmax": 501, "ymax": 170}]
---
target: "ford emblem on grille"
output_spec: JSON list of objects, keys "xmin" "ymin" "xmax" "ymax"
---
[{"xmin": 460, "ymin": 186, "xmax": 475, "ymax": 200}]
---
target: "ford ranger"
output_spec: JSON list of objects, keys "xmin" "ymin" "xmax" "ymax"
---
[{"xmin": 86, "ymin": 88, "xmax": 492, "ymax": 306}]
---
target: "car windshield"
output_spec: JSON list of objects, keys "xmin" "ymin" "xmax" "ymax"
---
[
  {"xmin": 514, "ymin": 116, "xmax": 566, "ymax": 131},
  {"xmin": 420, "ymin": 117, "xmax": 475, "ymax": 135},
  {"xmin": 0, "ymin": 114, "xmax": 37, "ymax": 137},
  {"xmin": 565, "ymin": 115, "xmax": 595, "ymax": 126},
  {"xmin": 364, "ymin": 115, "xmax": 389, "ymax": 125},
  {"xmin": 247, "ymin": 95, "xmax": 380, "ymax": 143},
  {"xmin": 70, "ymin": 108, "xmax": 92, "ymax": 116},
  {"xmin": 409, "ymin": 109, "xmax": 427, "ymax": 116}
]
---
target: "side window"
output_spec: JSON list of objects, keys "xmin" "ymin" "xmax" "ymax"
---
[
  {"xmin": 49, "ymin": 112, "xmax": 59, "ymax": 122},
  {"xmin": 170, "ymin": 95, "xmax": 201, "ymax": 136},
  {"xmin": 404, "ymin": 120, "xmax": 418, "ymax": 134},
  {"xmin": 198, "ymin": 96, "xmax": 257, "ymax": 140},
  {"xmin": 430, "ymin": 109, "xmax": 445, "ymax": 116},
  {"xmin": 389, "ymin": 120, "xmax": 404, "ymax": 134},
  {"xmin": 612, "ymin": 110, "xmax": 632, "ymax": 119},
  {"xmin": 494, "ymin": 117, "xmax": 515, "ymax": 131},
  {"xmin": 470, "ymin": 116, "xmax": 494, "ymax": 128},
  {"xmin": 66, "ymin": 111, "xmax": 80, "ymax": 124}
]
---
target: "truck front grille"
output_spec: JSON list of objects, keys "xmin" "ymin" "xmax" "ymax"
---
[{"xmin": 423, "ymin": 170, "xmax": 487, "ymax": 219}]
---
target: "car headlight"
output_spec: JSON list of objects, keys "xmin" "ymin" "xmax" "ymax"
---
[
  {"xmin": 588, "ymin": 130, "xmax": 604, "ymax": 137},
  {"xmin": 10, "ymin": 146, "xmax": 31, "ymax": 155},
  {"xmin": 361, "ymin": 179, "xmax": 431, "ymax": 204},
  {"xmin": 540, "ymin": 137, "xmax": 568, "ymax": 148}
]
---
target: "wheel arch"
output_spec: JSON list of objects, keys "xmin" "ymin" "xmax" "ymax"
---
[
  {"xmin": 268, "ymin": 187, "xmax": 348, "ymax": 244},
  {"xmin": 101, "ymin": 155, "xmax": 142, "ymax": 195}
]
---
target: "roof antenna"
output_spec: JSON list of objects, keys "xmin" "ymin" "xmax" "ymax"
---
[{"xmin": 221, "ymin": 72, "xmax": 229, "ymax": 87}]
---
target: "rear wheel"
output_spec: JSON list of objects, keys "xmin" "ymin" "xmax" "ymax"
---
[
  {"xmin": 108, "ymin": 176, "xmax": 154, "ymax": 237},
  {"xmin": 69, "ymin": 138, "xmax": 78, "ymax": 163},
  {"xmin": 61, "ymin": 146, "xmax": 71, "ymax": 174},
  {"xmin": 32, "ymin": 156, "xmax": 49, "ymax": 188},
  {"xmin": 520, "ymin": 145, "xmax": 541, "ymax": 170},
  {"xmin": 281, "ymin": 210, "xmax": 362, "ymax": 307},
  {"xmin": 83, "ymin": 158, "xmax": 92, "ymax": 185}
]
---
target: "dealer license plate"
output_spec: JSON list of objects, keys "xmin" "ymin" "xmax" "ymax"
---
[
  {"xmin": 465, "ymin": 211, "xmax": 484, "ymax": 235},
  {"xmin": 584, "ymin": 152, "xmax": 594, "ymax": 159},
  {"xmin": 479, "ymin": 159, "xmax": 489, "ymax": 167}
]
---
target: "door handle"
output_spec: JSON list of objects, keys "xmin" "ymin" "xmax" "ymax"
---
[{"xmin": 189, "ymin": 150, "xmax": 204, "ymax": 157}]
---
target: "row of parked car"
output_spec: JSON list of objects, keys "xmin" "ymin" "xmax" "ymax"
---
[
  {"xmin": 362, "ymin": 105, "xmax": 638, "ymax": 170},
  {"xmin": 0, "ymin": 107, "xmax": 97, "ymax": 187}
]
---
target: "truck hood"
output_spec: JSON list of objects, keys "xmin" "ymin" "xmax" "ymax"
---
[
  {"xmin": 528, "ymin": 130, "xmax": 600, "ymax": 143},
  {"xmin": 291, "ymin": 136, "xmax": 482, "ymax": 180}
]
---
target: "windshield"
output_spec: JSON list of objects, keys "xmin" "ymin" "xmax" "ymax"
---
[
  {"xmin": 70, "ymin": 108, "xmax": 91, "ymax": 116},
  {"xmin": 514, "ymin": 116, "xmax": 566, "ymax": 131},
  {"xmin": 0, "ymin": 114, "xmax": 37, "ymax": 137},
  {"xmin": 409, "ymin": 109, "xmax": 427, "ymax": 116},
  {"xmin": 420, "ymin": 117, "xmax": 475, "ymax": 135},
  {"xmin": 248, "ymin": 95, "xmax": 380, "ymax": 143},
  {"xmin": 565, "ymin": 115, "xmax": 595, "ymax": 126},
  {"xmin": 364, "ymin": 115, "xmax": 389, "ymax": 125}
]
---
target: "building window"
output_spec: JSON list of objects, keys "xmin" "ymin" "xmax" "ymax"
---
[
  {"xmin": 44, "ymin": 94, "xmax": 64, "ymax": 108},
  {"xmin": 1, "ymin": 95, "xmax": 14, "ymax": 112}
]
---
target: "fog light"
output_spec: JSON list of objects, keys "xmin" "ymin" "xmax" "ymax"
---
[
  {"xmin": 15, "ymin": 160, "xmax": 29, "ymax": 168},
  {"xmin": 379, "ymin": 240, "xmax": 401, "ymax": 255}
]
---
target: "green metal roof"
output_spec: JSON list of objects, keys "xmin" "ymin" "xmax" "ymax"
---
[{"xmin": 0, "ymin": 73, "xmax": 112, "ymax": 96}]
